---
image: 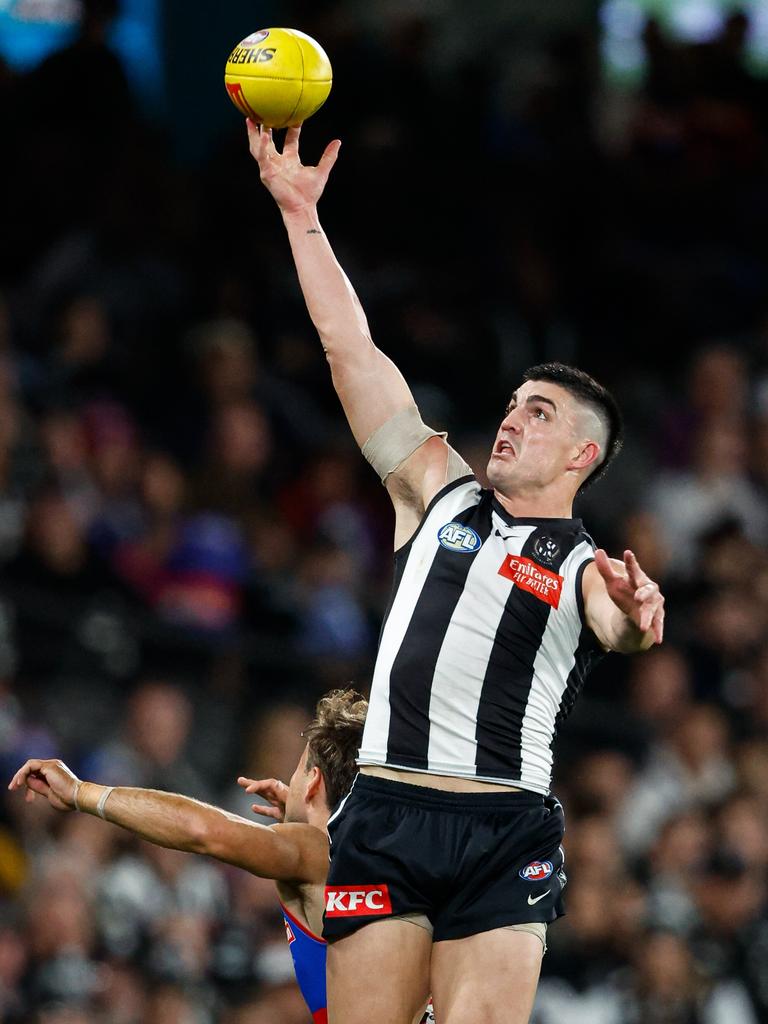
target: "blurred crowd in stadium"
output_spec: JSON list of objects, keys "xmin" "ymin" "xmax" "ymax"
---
[{"xmin": 2, "ymin": 0, "xmax": 768, "ymax": 1021}]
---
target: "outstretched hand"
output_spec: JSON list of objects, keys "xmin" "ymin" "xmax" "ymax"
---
[
  {"xmin": 594, "ymin": 548, "xmax": 664, "ymax": 645},
  {"xmin": 8, "ymin": 758, "xmax": 80, "ymax": 812},
  {"xmin": 237, "ymin": 775, "xmax": 289, "ymax": 822},
  {"xmin": 247, "ymin": 120, "xmax": 341, "ymax": 214}
]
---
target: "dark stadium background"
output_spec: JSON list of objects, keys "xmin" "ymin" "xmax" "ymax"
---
[{"xmin": 2, "ymin": 1, "xmax": 768, "ymax": 1021}]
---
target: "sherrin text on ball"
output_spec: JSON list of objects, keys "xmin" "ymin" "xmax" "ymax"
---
[{"xmin": 224, "ymin": 28, "xmax": 332, "ymax": 129}]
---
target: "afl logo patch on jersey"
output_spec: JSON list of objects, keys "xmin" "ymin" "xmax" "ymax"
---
[
  {"xmin": 438, "ymin": 522, "xmax": 482, "ymax": 553},
  {"xmin": 519, "ymin": 860, "xmax": 554, "ymax": 882}
]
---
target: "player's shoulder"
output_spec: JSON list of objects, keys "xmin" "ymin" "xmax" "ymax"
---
[
  {"xmin": 272, "ymin": 823, "xmax": 329, "ymax": 882},
  {"xmin": 389, "ymin": 437, "xmax": 473, "ymax": 510},
  {"xmin": 272, "ymin": 821, "xmax": 329, "ymax": 849}
]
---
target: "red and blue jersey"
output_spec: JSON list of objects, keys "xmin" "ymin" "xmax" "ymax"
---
[
  {"xmin": 280, "ymin": 901, "xmax": 435, "ymax": 1023},
  {"xmin": 280, "ymin": 903, "xmax": 327, "ymax": 1024}
]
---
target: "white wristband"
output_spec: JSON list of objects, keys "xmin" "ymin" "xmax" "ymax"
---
[{"xmin": 96, "ymin": 787, "xmax": 114, "ymax": 820}]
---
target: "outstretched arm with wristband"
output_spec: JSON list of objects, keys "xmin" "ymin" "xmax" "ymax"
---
[{"xmin": 8, "ymin": 757, "xmax": 327, "ymax": 884}]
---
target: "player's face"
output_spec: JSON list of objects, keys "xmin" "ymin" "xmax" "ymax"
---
[
  {"xmin": 284, "ymin": 744, "xmax": 312, "ymax": 824},
  {"xmin": 486, "ymin": 380, "xmax": 586, "ymax": 495}
]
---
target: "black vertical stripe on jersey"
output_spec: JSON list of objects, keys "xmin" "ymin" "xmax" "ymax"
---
[
  {"xmin": 379, "ymin": 477, "xmax": 477, "ymax": 648},
  {"xmin": 376, "ymin": 546, "xmax": 410, "ymax": 649},
  {"xmin": 554, "ymin": 625, "xmax": 604, "ymax": 735},
  {"xmin": 475, "ymin": 526, "xmax": 580, "ymax": 779},
  {"xmin": 554, "ymin": 557, "xmax": 603, "ymax": 734},
  {"xmin": 385, "ymin": 492, "xmax": 494, "ymax": 768}
]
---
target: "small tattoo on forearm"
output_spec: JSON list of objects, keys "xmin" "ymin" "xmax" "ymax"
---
[{"xmin": 306, "ymin": 229, "xmax": 322, "ymax": 235}]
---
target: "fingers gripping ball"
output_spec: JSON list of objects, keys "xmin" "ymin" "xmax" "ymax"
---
[{"xmin": 225, "ymin": 28, "xmax": 332, "ymax": 129}]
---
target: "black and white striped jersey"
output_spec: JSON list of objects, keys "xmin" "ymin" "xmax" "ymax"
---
[{"xmin": 358, "ymin": 475, "xmax": 603, "ymax": 795}]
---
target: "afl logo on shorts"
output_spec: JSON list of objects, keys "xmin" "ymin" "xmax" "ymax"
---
[
  {"xmin": 519, "ymin": 860, "xmax": 554, "ymax": 882},
  {"xmin": 438, "ymin": 522, "xmax": 482, "ymax": 553}
]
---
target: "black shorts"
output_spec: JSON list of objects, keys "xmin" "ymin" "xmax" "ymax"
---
[{"xmin": 323, "ymin": 775, "xmax": 566, "ymax": 943}]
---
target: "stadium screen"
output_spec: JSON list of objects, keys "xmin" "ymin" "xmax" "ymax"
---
[
  {"xmin": 0, "ymin": 0, "xmax": 163, "ymax": 111},
  {"xmin": 601, "ymin": 0, "xmax": 768, "ymax": 82}
]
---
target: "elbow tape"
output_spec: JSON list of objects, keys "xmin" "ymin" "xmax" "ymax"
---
[
  {"xmin": 361, "ymin": 405, "xmax": 446, "ymax": 482},
  {"xmin": 362, "ymin": 406, "xmax": 473, "ymax": 486}
]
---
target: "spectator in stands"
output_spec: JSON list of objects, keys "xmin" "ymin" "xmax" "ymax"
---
[{"xmin": 81, "ymin": 679, "xmax": 210, "ymax": 799}]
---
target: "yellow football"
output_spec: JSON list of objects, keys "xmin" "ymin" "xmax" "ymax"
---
[{"xmin": 224, "ymin": 28, "xmax": 332, "ymax": 129}]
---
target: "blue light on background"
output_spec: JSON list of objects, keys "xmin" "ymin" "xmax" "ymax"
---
[
  {"xmin": 601, "ymin": 0, "xmax": 768, "ymax": 82},
  {"xmin": 0, "ymin": 0, "xmax": 163, "ymax": 113}
]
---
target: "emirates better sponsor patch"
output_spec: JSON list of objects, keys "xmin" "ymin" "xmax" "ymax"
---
[{"xmin": 498, "ymin": 556, "xmax": 563, "ymax": 609}]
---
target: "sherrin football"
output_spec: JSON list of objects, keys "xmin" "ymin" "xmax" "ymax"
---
[{"xmin": 224, "ymin": 28, "xmax": 332, "ymax": 129}]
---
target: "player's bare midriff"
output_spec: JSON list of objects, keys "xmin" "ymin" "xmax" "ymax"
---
[{"xmin": 360, "ymin": 765, "xmax": 522, "ymax": 793}]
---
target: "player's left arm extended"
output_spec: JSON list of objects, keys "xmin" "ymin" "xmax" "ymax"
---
[
  {"xmin": 8, "ymin": 759, "xmax": 327, "ymax": 885},
  {"xmin": 582, "ymin": 549, "xmax": 664, "ymax": 653}
]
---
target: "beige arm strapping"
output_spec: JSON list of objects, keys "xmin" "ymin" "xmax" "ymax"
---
[{"xmin": 361, "ymin": 405, "xmax": 473, "ymax": 485}]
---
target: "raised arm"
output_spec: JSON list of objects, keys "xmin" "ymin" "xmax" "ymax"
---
[
  {"xmin": 248, "ymin": 122, "xmax": 456, "ymax": 538},
  {"xmin": 582, "ymin": 549, "xmax": 664, "ymax": 654},
  {"xmin": 248, "ymin": 121, "xmax": 410, "ymax": 446},
  {"xmin": 9, "ymin": 759, "xmax": 327, "ymax": 885}
]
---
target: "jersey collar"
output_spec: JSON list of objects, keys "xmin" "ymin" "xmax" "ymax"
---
[{"xmin": 491, "ymin": 495, "xmax": 583, "ymax": 531}]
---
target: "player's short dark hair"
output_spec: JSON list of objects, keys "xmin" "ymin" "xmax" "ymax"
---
[
  {"xmin": 303, "ymin": 688, "xmax": 367, "ymax": 809},
  {"xmin": 522, "ymin": 362, "xmax": 624, "ymax": 493}
]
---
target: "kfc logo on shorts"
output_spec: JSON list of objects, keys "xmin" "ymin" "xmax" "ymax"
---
[
  {"xmin": 519, "ymin": 860, "xmax": 554, "ymax": 883},
  {"xmin": 325, "ymin": 885, "xmax": 393, "ymax": 917},
  {"xmin": 284, "ymin": 919, "xmax": 296, "ymax": 944},
  {"xmin": 498, "ymin": 556, "xmax": 563, "ymax": 609}
]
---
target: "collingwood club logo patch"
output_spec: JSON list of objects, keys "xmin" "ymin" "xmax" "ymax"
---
[{"xmin": 533, "ymin": 534, "xmax": 560, "ymax": 566}]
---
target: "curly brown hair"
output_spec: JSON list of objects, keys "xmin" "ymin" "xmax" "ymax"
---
[{"xmin": 303, "ymin": 688, "xmax": 367, "ymax": 809}]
